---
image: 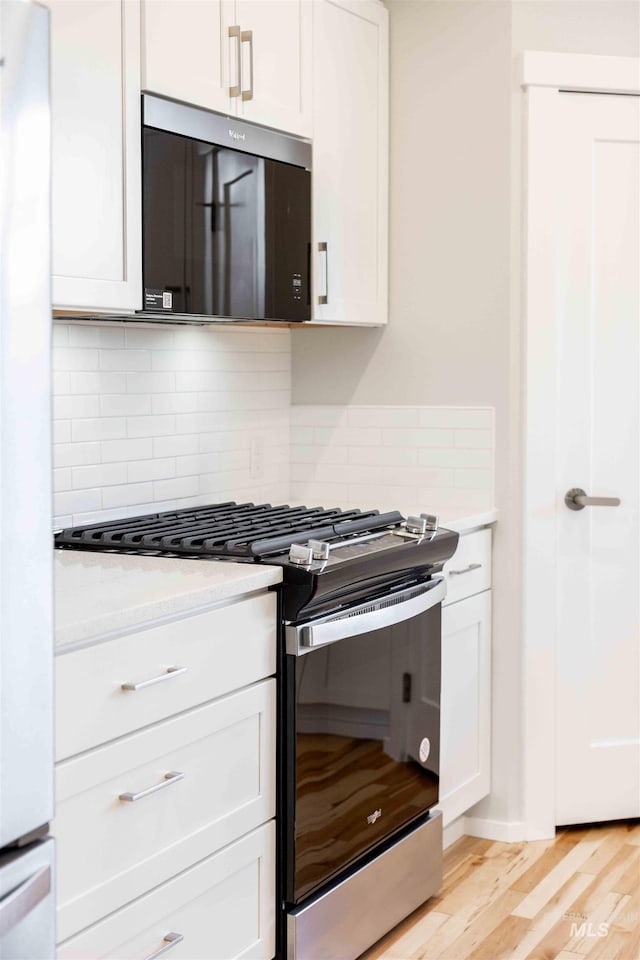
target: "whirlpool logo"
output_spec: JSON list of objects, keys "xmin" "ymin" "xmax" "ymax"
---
[{"xmin": 367, "ymin": 809, "xmax": 382, "ymax": 825}]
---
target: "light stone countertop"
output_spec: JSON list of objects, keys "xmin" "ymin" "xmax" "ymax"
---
[
  {"xmin": 55, "ymin": 550, "xmax": 282, "ymax": 652},
  {"xmin": 54, "ymin": 507, "xmax": 496, "ymax": 651}
]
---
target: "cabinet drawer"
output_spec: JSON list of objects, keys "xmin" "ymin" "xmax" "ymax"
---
[
  {"xmin": 58, "ymin": 820, "xmax": 275, "ymax": 960},
  {"xmin": 54, "ymin": 679, "xmax": 275, "ymax": 942},
  {"xmin": 442, "ymin": 528, "xmax": 492, "ymax": 606},
  {"xmin": 56, "ymin": 592, "xmax": 276, "ymax": 761}
]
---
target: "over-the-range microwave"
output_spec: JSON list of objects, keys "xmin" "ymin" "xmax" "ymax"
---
[{"xmin": 140, "ymin": 94, "xmax": 312, "ymax": 323}]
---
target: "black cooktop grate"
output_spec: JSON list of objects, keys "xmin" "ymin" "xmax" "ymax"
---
[{"xmin": 54, "ymin": 502, "xmax": 404, "ymax": 559}]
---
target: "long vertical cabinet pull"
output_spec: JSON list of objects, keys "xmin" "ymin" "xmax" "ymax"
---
[
  {"xmin": 241, "ymin": 30, "xmax": 254, "ymax": 101},
  {"xmin": 229, "ymin": 25, "xmax": 242, "ymax": 98},
  {"xmin": 317, "ymin": 242, "xmax": 329, "ymax": 304}
]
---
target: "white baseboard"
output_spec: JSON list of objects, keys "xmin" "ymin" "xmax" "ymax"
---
[
  {"xmin": 463, "ymin": 816, "xmax": 526, "ymax": 843},
  {"xmin": 442, "ymin": 816, "xmax": 466, "ymax": 850}
]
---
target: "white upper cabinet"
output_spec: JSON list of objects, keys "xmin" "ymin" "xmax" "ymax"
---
[
  {"xmin": 142, "ymin": 0, "xmax": 234, "ymax": 116},
  {"xmin": 46, "ymin": 0, "xmax": 142, "ymax": 313},
  {"xmin": 234, "ymin": 0, "xmax": 312, "ymax": 136},
  {"xmin": 312, "ymin": 0, "xmax": 389, "ymax": 326},
  {"xmin": 141, "ymin": 0, "xmax": 312, "ymax": 138}
]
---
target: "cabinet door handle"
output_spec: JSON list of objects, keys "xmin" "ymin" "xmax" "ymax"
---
[
  {"xmin": 449, "ymin": 563, "xmax": 482, "ymax": 576},
  {"xmin": 229, "ymin": 25, "xmax": 241, "ymax": 98},
  {"xmin": 143, "ymin": 933, "xmax": 184, "ymax": 960},
  {"xmin": 121, "ymin": 666, "xmax": 187, "ymax": 692},
  {"xmin": 0, "ymin": 866, "xmax": 51, "ymax": 938},
  {"xmin": 317, "ymin": 242, "xmax": 328, "ymax": 305},
  {"xmin": 119, "ymin": 771, "xmax": 184, "ymax": 803},
  {"xmin": 241, "ymin": 29, "xmax": 254, "ymax": 101}
]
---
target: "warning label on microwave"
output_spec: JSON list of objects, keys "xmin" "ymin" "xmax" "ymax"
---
[{"xmin": 145, "ymin": 288, "xmax": 173, "ymax": 311}]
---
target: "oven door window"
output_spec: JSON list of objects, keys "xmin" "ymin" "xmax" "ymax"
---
[{"xmin": 292, "ymin": 604, "xmax": 441, "ymax": 903}]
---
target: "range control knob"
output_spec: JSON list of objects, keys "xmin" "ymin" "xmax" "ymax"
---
[
  {"xmin": 308, "ymin": 539, "xmax": 331, "ymax": 561},
  {"xmin": 289, "ymin": 543, "xmax": 314, "ymax": 566},
  {"xmin": 406, "ymin": 516, "xmax": 427, "ymax": 535},
  {"xmin": 420, "ymin": 513, "xmax": 439, "ymax": 532}
]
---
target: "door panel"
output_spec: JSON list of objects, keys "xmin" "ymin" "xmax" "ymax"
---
[
  {"xmin": 555, "ymin": 92, "xmax": 640, "ymax": 824},
  {"xmin": 142, "ymin": 0, "xmax": 234, "ymax": 116},
  {"xmin": 312, "ymin": 0, "xmax": 388, "ymax": 326},
  {"xmin": 236, "ymin": 0, "xmax": 312, "ymax": 137},
  {"xmin": 47, "ymin": 0, "xmax": 142, "ymax": 311}
]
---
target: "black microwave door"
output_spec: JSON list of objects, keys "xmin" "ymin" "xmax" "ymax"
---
[
  {"xmin": 143, "ymin": 127, "xmax": 310, "ymax": 321},
  {"xmin": 290, "ymin": 606, "xmax": 441, "ymax": 904}
]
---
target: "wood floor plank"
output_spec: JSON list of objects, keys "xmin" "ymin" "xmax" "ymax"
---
[
  {"xmin": 362, "ymin": 823, "xmax": 640, "ymax": 960},
  {"xmin": 509, "ymin": 830, "xmax": 588, "ymax": 895},
  {"xmin": 511, "ymin": 871, "xmax": 594, "ymax": 960},
  {"xmin": 511, "ymin": 837, "xmax": 607, "ymax": 920}
]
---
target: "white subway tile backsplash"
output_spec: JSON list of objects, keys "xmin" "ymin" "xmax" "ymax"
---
[
  {"xmin": 54, "ymin": 442, "xmax": 101, "ymax": 468},
  {"xmin": 154, "ymin": 435, "xmax": 199, "ymax": 458},
  {"xmin": 99, "ymin": 349, "xmax": 151, "ymax": 372},
  {"xmin": 71, "ymin": 463, "xmax": 127, "ymax": 490},
  {"xmin": 70, "ymin": 372, "xmax": 127, "ymax": 395},
  {"xmin": 102, "ymin": 482, "xmax": 155, "ymax": 509},
  {"xmin": 68, "ymin": 325, "xmax": 126, "ymax": 348},
  {"xmin": 125, "ymin": 372, "xmax": 176, "ymax": 394},
  {"xmin": 127, "ymin": 415, "xmax": 176, "ymax": 438},
  {"xmin": 291, "ymin": 405, "xmax": 495, "ymax": 515},
  {"xmin": 381, "ymin": 428, "xmax": 453, "ymax": 449},
  {"xmin": 53, "ymin": 325, "xmax": 493, "ymax": 526},
  {"xmin": 419, "ymin": 408, "xmax": 492, "ymax": 430},
  {"xmin": 100, "ymin": 394, "xmax": 152, "ymax": 417},
  {"xmin": 53, "ymin": 395, "xmax": 100, "ymax": 420},
  {"xmin": 454, "ymin": 429, "xmax": 493, "ymax": 449},
  {"xmin": 153, "ymin": 476, "xmax": 200, "ymax": 502},
  {"xmin": 127, "ymin": 458, "xmax": 176, "ymax": 483},
  {"xmin": 101, "ymin": 438, "xmax": 153, "ymax": 463},
  {"xmin": 53, "ymin": 323, "xmax": 292, "ymax": 525},
  {"xmin": 71, "ymin": 418, "xmax": 127, "ymax": 443}
]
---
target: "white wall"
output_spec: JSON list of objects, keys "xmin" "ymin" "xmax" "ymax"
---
[{"xmin": 292, "ymin": 0, "xmax": 640, "ymax": 834}]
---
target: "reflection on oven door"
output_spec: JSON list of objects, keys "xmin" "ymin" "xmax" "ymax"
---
[{"xmin": 293, "ymin": 605, "xmax": 441, "ymax": 903}]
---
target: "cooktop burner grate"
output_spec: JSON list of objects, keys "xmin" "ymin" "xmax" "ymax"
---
[{"xmin": 54, "ymin": 502, "xmax": 405, "ymax": 559}]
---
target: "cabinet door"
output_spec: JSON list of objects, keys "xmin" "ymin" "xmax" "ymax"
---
[
  {"xmin": 142, "ymin": 0, "xmax": 236, "ymax": 116},
  {"xmin": 235, "ymin": 0, "xmax": 312, "ymax": 137},
  {"xmin": 47, "ymin": 0, "xmax": 142, "ymax": 312},
  {"xmin": 439, "ymin": 591, "xmax": 491, "ymax": 826},
  {"xmin": 312, "ymin": 0, "xmax": 388, "ymax": 326}
]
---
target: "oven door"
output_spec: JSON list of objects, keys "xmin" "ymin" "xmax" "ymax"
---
[{"xmin": 284, "ymin": 578, "xmax": 445, "ymax": 904}]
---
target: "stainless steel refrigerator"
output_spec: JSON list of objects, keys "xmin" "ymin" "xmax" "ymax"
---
[{"xmin": 0, "ymin": 2, "xmax": 55, "ymax": 957}]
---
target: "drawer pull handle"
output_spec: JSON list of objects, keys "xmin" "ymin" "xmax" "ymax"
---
[
  {"xmin": 449, "ymin": 563, "xmax": 482, "ymax": 576},
  {"xmin": 121, "ymin": 666, "xmax": 187, "ymax": 692},
  {"xmin": 119, "ymin": 771, "xmax": 184, "ymax": 803},
  {"xmin": 143, "ymin": 932, "xmax": 184, "ymax": 960}
]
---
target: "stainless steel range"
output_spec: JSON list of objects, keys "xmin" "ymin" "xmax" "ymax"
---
[{"xmin": 55, "ymin": 502, "xmax": 459, "ymax": 960}]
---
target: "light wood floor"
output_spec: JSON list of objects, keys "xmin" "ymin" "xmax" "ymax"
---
[{"xmin": 362, "ymin": 821, "xmax": 640, "ymax": 960}]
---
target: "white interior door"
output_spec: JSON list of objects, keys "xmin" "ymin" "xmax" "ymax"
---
[{"xmin": 555, "ymin": 91, "xmax": 640, "ymax": 824}]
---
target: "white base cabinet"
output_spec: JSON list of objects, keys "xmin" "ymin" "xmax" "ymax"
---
[
  {"xmin": 312, "ymin": 0, "xmax": 389, "ymax": 326},
  {"xmin": 58, "ymin": 821, "xmax": 275, "ymax": 960},
  {"xmin": 438, "ymin": 528, "xmax": 493, "ymax": 827},
  {"xmin": 440, "ymin": 591, "xmax": 492, "ymax": 827},
  {"xmin": 45, "ymin": 0, "xmax": 142, "ymax": 313},
  {"xmin": 54, "ymin": 590, "xmax": 277, "ymax": 955}
]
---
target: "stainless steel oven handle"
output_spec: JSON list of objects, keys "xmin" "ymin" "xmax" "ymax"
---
[{"xmin": 287, "ymin": 578, "xmax": 446, "ymax": 655}]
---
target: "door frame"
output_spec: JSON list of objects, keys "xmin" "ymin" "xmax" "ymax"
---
[{"xmin": 521, "ymin": 51, "xmax": 640, "ymax": 840}]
